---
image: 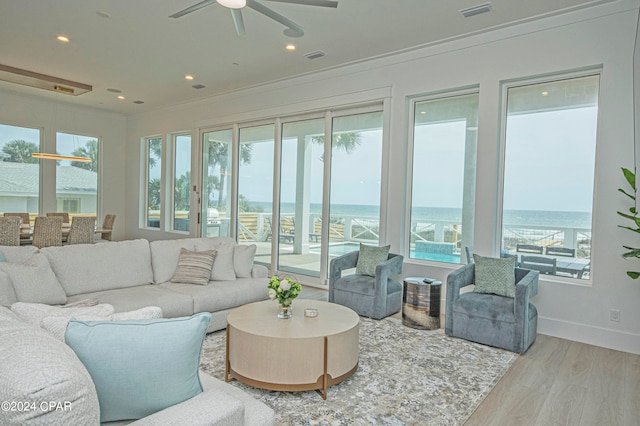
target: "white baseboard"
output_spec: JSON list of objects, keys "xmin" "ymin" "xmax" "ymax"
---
[{"xmin": 538, "ymin": 316, "xmax": 640, "ymax": 355}]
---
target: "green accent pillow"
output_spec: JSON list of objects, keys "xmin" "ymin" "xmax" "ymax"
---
[
  {"xmin": 473, "ymin": 254, "xmax": 516, "ymax": 298},
  {"xmin": 356, "ymin": 243, "xmax": 391, "ymax": 277},
  {"xmin": 65, "ymin": 312, "xmax": 211, "ymax": 423}
]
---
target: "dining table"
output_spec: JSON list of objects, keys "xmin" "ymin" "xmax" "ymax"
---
[{"xmin": 20, "ymin": 223, "xmax": 72, "ymax": 244}]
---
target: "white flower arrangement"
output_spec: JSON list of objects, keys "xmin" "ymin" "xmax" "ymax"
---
[{"xmin": 267, "ymin": 276, "xmax": 302, "ymax": 306}]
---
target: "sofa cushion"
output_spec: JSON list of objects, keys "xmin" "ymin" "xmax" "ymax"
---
[
  {"xmin": 149, "ymin": 238, "xmax": 201, "ymax": 284},
  {"xmin": 0, "ymin": 253, "xmax": 67, "ymax": 304},
  {"xmin": 160, "ymin": 278, "xmax": 268, "ymax": 313},
  {"xmin": 234, "ymin": 244, "xmax": 257, "ymax": 278},
  {"xmin": 65, "ymin": 285, "xmax": 195, "ymax": 318},
  {"xmin": 199, "ymin": 372, "xmax": 276, "ymax": 426},
  {"xmin": 129, "ymin": 388, "xmax": 245, "ymax": 426},
  {"xmin": 65, "ymin": 313, "xmax": 211, "ymax": 423},
  {"xmin": 0, "ymin": 315, "xmax": 100, "ymax": 425},
  {"xmin": 41, "ymin": 239, "xmax": 154, "ymax": 297},
  {"xmin": 171, "ymin": 248, "xmax": 216, "ymax": 286}
]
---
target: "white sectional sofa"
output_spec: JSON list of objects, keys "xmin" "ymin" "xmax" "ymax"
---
[{"xmin": 0, "ymin": 237, "xmax": 275, "ymax": 425}]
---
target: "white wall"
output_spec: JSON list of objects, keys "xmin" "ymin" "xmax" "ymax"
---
[
  {"xmin": 0, "ymin": 89, "xmax": 128, "ymax": 240},
  {"xmin": 125, "ymin": 1, "xmax": 640, "ymax": 353}
]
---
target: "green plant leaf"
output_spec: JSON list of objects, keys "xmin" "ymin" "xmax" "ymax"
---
[
  {"xmin": 618, "ymin": 188, "xmax": 636, "ymax": 201},
  {"xmin": 618, "ymin": 225, "xmax": 640, "ymax": 233},
  {"xmin": 627, "ymin": 271, "xmax": 640, "ymax": 279},
  {"xmin": 622, "ymin": 167, "xmax": 636, "ymax": 190}
]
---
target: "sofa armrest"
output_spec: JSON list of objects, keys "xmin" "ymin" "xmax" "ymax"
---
[
  {"xmin": 328, "ymin": 250, "xmax": 359, "ymax": 302},
  {"xmin": 445, "ymin": 263, "xmax": 475, "ymax": 335},
  {"xmin": 129, "ymin": 389, "xmax": 244, "ymax": 426},
  {"xmin": 251, "ymin": 264, "xmax": 269, "ymax": 279}
]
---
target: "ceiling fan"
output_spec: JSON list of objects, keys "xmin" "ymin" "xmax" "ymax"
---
[{"xmin": 170, "ymin": 0, "xmax": 338, "ymax": 37}]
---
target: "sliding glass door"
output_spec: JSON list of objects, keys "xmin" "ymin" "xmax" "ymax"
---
[
  {"xmin": 202, "ymin": 129, "xmax": 232, "ymax": 237},
  {"xmin": 277, "ymin": 118, "xmax": 325, "ymax": 277}
]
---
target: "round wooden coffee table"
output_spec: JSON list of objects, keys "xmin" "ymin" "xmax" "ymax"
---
[{"xmin": 225, "ymin": 300, "xmax": 359, "ymax": 399}]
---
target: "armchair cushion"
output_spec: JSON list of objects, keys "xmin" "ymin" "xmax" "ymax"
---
[
  {"xmin": 472, "ymin": 254, "xmax": 516, "ymax": 298},
  {"xmin": 355, "ymin": 243, "xmax": 390, "ymax": 276}
]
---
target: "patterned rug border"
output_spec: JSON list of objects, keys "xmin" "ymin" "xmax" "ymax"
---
[{"xmin": 200, "ymin": 316, "xmax": 518, "ymax": 425}]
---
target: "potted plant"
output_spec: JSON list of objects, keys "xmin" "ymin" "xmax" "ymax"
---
[{"xmin": 617, "ymin": 167, "xmax": 640, "ymax": 278}]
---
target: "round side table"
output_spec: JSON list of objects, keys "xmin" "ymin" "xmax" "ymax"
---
[{"xmin": 402, "ymin": 277, "xmax": 442, "ymax": 330}]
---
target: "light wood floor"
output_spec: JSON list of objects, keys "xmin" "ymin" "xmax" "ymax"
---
[{"xmin": 299, "ymin": 286, "xmax": 640, "ymax": 425}]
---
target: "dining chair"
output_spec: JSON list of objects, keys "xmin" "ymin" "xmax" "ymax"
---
[
  {"xmin": 66, "ymin": 216, "xmax": 97, "ymax": 245},
  {"xmin": 4, "ymin": 212, "xmax": 31, "ymax": 226},
  {"xmin": 545, "ymin": 246, "xmax": 575, "ymax": 257},
  {"xmin": 46, "ymin": 212, "xmax": 70, "ymax": 224},
  {"xmin": 96, "ymin": 214, "xmax": 116, "ymax": 241},
  {"xmin": 516, "ymin": 244, "xmax": 544, "ymax": 254},
  {"xmin": 520, "ymin": 255, "xmax": 557, "ymax": 275},
  {"xmin": 0, "ymin": 216, "xmax": 22, "ymax": 246},
  {"xmin": 32, "ymin": 216, "xmax": 63, "ymax": 248}
]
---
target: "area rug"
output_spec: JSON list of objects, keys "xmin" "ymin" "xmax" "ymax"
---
[{"xmin": 200, "ymin": 317, "xmax": 517, "ymax": 425}]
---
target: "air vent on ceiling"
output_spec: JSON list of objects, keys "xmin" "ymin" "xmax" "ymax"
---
[
  {"xmin": 459, "ymin": 2, "xmax": 492, "ymax": 18},
  {"xmin": 304, "ymin": 50, "xmax": 327, "ymax": 60},
  {"xmin": 133, "ymin": 100, "xmax": 145, "ymax": 104},
  {"xmin": 192, "ymin": 84, "xmax": 206, "ymax": 89},
  {"xmin": 0, "ymin": 64, "xmax": 92, "ymax": 96}
]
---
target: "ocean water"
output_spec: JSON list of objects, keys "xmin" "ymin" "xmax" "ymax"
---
[{"xmin": 252, "ymin": 202, "xmax": 592, "ymax": 229}]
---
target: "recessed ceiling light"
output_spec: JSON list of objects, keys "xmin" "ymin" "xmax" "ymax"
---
[
  {"xmin": 56, "ymin": 35, "xmax": 70, "ymax": 43},
  {"xmin": 117, "ymin": 95, "xmax": 125, "ymax": 100},
  {"xmin": 420, "ymin": 111, "xmax": 427, "ymax": 115},
  {"xmin": 285, "ymin": 43, "xmax": 296, "ymax": 51},
  {"xmin": 541, "ymin": 91, "xmax": 549, "ymax": 96},
  {"xmin": 185, "ymin": 75, "xmax": 194, "ymax": 80}
]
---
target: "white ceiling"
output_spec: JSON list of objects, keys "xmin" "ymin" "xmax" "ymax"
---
[{"xmin": 0, "ymin": 0, "xmax": 616, "ymax": 115}]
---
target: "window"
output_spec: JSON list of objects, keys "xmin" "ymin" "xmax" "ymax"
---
[
  {"xmin": 0, "ymin": 123, "xmax": 41, "ymax": 218},
  {"xmin": 56, "ymin": 132, "xmax": 98, "ymax": 216},
  {"xmin": 408, "ymin": 92, "xmax": 479, "ymax": 264},
  {"xmin": 172, "ymin": 134, "xmax": 191, "ymax": 232},
  {"xmin": 501, "ymin": 74, "xmax": 598, "ymax": 280},
  {"xmin": 145, "ymin": 137, "xmax": 162, "ymax": 228}
]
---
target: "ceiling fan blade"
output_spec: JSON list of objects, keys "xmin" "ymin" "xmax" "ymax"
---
[
  {"xmin": 247, "ymin": 0, "xmax": 304, "ymax": 36},
  {"xmin": 169, "ymin": 0, "xmax": 218, "ymax": 18},
  {"xmin": 230, "ymin": 9, "xmax": 246, "ymax": 36},
  {"xmin": 265, "ymin": 0, "xmax": 337, "ymax": 8}
]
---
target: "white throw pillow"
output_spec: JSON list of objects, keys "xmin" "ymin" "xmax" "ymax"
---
[
  {"xmin": 42, "ymin": 306, "xmax": 164, "ymax": 341},
  {"xmin": 0, "ymin": 254, "xmax": 67, "ymax": 305},
  {"xmin": 234, "ymin": 244, "xmax": 256, "ymax": 278},
  {"xmin": 0, "ymin": 270, "xmax": 17, "ymax": 307},
  {"xmin": 195, "ymin": 240, "xmax": 237, "ymax": 281},
  {"xmin": 11, "ymin": 302, "xmax": 115, "ymax": 327}
]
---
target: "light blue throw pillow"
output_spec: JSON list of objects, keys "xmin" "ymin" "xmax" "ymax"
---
[
  {"xmin": 473, "ymin": 254, "xmax": 516, "ymax": 298},
  {"xmin": 65, "ymin": 312, "xmax": 211, "ymax": 423},
  {"xmin": 356, "ymin": 243, "xmax": 390, "ymax": 276}
]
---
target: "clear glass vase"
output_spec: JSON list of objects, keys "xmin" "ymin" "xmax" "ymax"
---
[{"xmin": 277, "ymin": 303, "xmax": 293, "ymax": 319}]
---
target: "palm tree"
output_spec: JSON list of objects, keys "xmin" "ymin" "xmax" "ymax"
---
[
  {"xmin": 1, "ymin": 140, "xmax": 39, "ymax": 163},
  {"xmin": 205, "ymin": 141, "xmax": 253, "ymax": 210},
  {"xmin": 311, "ymin": 132, "xmax": 361, "ymax": 160},
  {"xmin": 174, "ymin": 171, "xmax": 191, "ymax": 211},
  {"xmin": 71, "ymin": 139, "xmax": 98, "ymax": 171}
]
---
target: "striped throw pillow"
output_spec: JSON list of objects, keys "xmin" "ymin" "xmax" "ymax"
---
[{"xmin": 171, "ymin": 248, "xmax": 216, "ymax": 286}]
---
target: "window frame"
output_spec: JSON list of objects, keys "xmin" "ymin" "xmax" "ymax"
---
[
  {"xmin": 496, "ymin": 70, "xmax": 601, "ymax": 283},
  {"xmin": 405, "ymin": 87, "xmax": 480, "ymax": 265},
  {"xmin": 141, "ymin": 135, "xmax": 163, "ymax": 230},
  {"xmin": 170, "ymin": 132, "xmax": 192, "ymax": 234}
]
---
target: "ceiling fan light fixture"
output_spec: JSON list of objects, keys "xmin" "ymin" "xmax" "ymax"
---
[{"xmin": 218, "ymin": 0, "xmax": 246, "ymax": 9}]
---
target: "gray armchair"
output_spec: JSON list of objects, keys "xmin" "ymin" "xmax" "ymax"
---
[
  {"xmin": 329, "ymin": 250, "xmax": 403, "ymax": 320},
  {"xmin": 445, "ymin": 263, "xmax": 539, "ymax": 353}
]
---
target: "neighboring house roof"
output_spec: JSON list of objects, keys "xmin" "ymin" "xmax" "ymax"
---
[{"xmin": 0, "ymin": 162, "xmax": 97, "ymax": 196}]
